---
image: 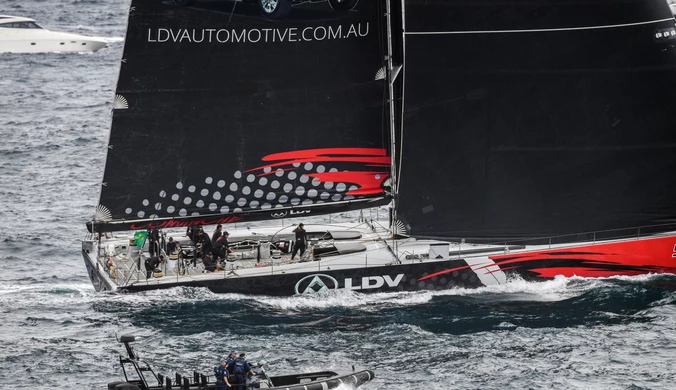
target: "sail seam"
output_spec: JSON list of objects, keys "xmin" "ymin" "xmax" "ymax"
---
[{"xmin": 406, "ymin": 18, "xmax": 675, "ymax": 35}]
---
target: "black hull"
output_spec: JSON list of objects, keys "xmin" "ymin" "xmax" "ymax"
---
[{"xmin": 120, "ymin": 259, "xmax": 485, "ymax": 295}]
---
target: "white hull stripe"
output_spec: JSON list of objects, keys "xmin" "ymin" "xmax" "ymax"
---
[{"xmin": 407, "ymin": 18, "xmax": 674, "ymax": 35}]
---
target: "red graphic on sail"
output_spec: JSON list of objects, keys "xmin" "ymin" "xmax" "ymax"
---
[{"xmin": 247, "ymin": 148, "xmax": 390, "ymax": 195}]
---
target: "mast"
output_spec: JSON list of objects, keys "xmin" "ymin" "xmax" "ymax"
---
[{"xmin": 385, "ymin": 0, "xmax": 401, "ymax": 237}]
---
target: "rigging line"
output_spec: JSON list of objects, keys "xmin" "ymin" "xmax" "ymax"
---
[
  {"xmin": 397, "ymin": 0, "xmax": 406, "ymax": 198},
  {"xmin": 405, "ymin": 18, "xmax": 675, "ymax": 35}
]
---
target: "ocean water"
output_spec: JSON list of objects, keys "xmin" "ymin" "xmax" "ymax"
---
[{"xmin": 2, "ymin": 1, "xmax": 676, "ymax": 389}]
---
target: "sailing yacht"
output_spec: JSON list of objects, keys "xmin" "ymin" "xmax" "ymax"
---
[
  {"xmin": 82, "ymin": 0, "xmax": 676, "ymax": 295},
  {"xmin": 0, "ymin": 15, "xmax": 106, "ymax": 53}
]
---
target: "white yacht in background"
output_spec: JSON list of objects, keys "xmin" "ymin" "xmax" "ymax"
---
[{"xmin": 0, "ymin": 15, "xmax": 106, "ymax": 53}]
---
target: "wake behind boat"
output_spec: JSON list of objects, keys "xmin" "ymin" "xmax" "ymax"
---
[
  {"xmin": 83, "ymin": 0, "xmax": 676, "ymax": 296},
  {"xmin": 109, "ymin": 335, "xmax": 374, "ymax": 390},
  {"xmin": 0, "ymin": 15, "xmax": 106, "ymax": 53}
]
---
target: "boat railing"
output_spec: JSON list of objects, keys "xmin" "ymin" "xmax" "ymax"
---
[{"xmin": 490, "ymin": 221, "xmax": 676, "ymax": 251}]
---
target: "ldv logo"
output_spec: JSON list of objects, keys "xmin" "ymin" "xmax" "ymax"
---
[{"xmin": 344, "ymin": 274, "xmax": 404, "ymax": 290}]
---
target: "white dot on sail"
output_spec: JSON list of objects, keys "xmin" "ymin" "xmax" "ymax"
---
[
  {"xmin": 266, "ymin": 192, "xmax": 276, "ymax": 201},
  {"xmin": 179, "ymin": 209, "xmax": 187, "ymax": 216},
  {"xmin": 209, "ymin": 203, "xmax": 217, "ymax": 211},
  {"xmin": 276, "ymin": 169, "xmax": 284, "ymax": 177},
  {"xmin": 159, "ymin": 190, "xmax": 166, "ymax": 198},
  {"xmin": 291, "ymin": 198, "xmax": 300, "ymax": 205},
  {"xmin": 332, "ymin": 194, "xmax": 342, "ymax": 201},
  {"xmin": 288, "ymin": 172, "xmax": 297, "ymax": 180},
  {"xmin": 279, "ymin": 195, "xmax": 288, "ymax": 203},
  {"xmin": 167, "ymin": 206, "xmax": 175, "ymax": 213},
  {"xmin": 336, "ymin": 183, "xmax": 346, "ymax": 192},
  {"xmin": 261, "ymin": 203, "xmax": 272, "ymax": 210},
  {"xmin": 349, "ymin": 185, "xmax": 358, "ymax": 192},
  {"xmin": 329, "ymin": 168, "xmax": 338, "ymax": 172},
  {"xmin": 300, "ymin": 175, "xmax": 309, "ymax": 183},
  {"xmin": 250, "ymin": 200, "xmax": 259, "ymax": 209},
  {"xmin": 316, "ymin": 165, "xmax": 326, "ymax": 173},
  {"xmin": 308, "ymin": 189, "xmax": 317, "ymax": 198},
  {"xmin": 196, "ymin": 200, "xmax": 204, "ymax": 207},
  {"xmin": 155, "ymin": 203, "xmax": 162, "ymax": 210},
  {"xmin": 274, "ymin": 204, "xmax": 284, "ymax": 209},
  {"xmin": 271, "ymin": 180, "xmax": 280, "ymax": 189},
  {"xmin": 184, "ymin": 197, "xmax": 192, "ymax": 205},
  {"xmin": 176, "ymin": 182, "xmax": 183, "ymax": 189},
  {"xmin": 149, "ymin": 214, "xmax": 158, "ymax": 219},
  {"xmin": 237, "ymin": 198, "xmax": 247, "ymax": 207},
  {"xmin": 234, "ymin": 208, "xmax": 242, "ymax": 213},
  {"xmin": 324, "ymin": 182, "xmax": 334, "ymax": 190},
  {"xmin": 225, "ymin": 195, "xmax": 234, "ymax": 203},
  {"xmin": 205, "ymin": 177, "xmax": 213, "ymax": 184},
  {"xmin": 137, "ymin": 211, "xmax": 145, "ymax": 218},
  {"xmin": 220, "ymin": 206, "xmax": 229, "ymax": 213},
  {"xmin": 201, "ymin": 189, "xmax": 209, "ymax": 196},
  {"xmin": 254, "ymin": 189, "xmax": 264, "ymax": 198},
  {"xmin": 217, "ymin": 180, "xmax": 226, "ymax": 188},
  {"xmin": 213, "ymin": 191, "xmax": 221, "ymax": 200},
  {"xmin": 243, "ymin": 186, "xmax": 251, "ymax": 195},
  {"xmin": 283, "ymin": 183, "xmax": 293, "ymax": 193},
  {"xmin": 188, "ymin": 185, "xmax": 196, "ymax": 193},
  {"xmin": 302, "ymin": 199, "xmax": 313, "ymax": 205},
  {"xmin": 295, "ymin": 186, "xmax": 305, "ymax": 196},
  {"xmin": 344, "ymin": 195, "xmax": 355, "ymax": 201},
  {"xmin": 125, "ymin": 208, "xmax": 132, "ymax": 214},
  {"xmin": 304, "ymin": 162, "xmax": 313, "ymax": 171},
  {"xmin": 292, "ymin": 163, "xmax": 301, "ymax": 168},
  {"xmin": 247, "ymin": 174, "xmax": 255, "ymax": 183},
  {"xmin": 320, "ymin": 192, "xmax": 330, "ymax": 200},
  {"xmin": 259, "ymin": 177, "xmax": 268, "ymax": 186},
  {"xmin": 172, "ymin": 194, "xmax": 179, "ymax": 201},
  {"xmin": 234, "ymin": 171, "xmax": 242, "ymax": 179},
  {"xmin": 263, "ymin": 166, "xmax": 272, "ymax": 173},
  {"xmin": 312, "ymin": 178, "xmax": 321, "ymax": 186},
  {"xmin": 142, "ymin": 199, "xmax": 149, "ymax": 206},
  {"xmin": 230, "ymin": 183, "xmax": 238, "ymax": 191}
]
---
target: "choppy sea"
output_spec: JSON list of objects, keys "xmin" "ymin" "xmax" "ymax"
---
[{"xmin": 2, "ymin": 1, "xmax": 676, "ymax": 389}]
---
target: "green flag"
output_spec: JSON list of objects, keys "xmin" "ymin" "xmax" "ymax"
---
[{"xmin": 133, "ymin": 230, "xmax": 148, "ymax": 247}]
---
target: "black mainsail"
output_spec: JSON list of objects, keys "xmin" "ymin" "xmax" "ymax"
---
[
  {"xmin": 396, "ymin": 0, "xmax": 676, "ymax": 243},
  {"xmin": 92, "ymin": 0, "xmax": 391, "ymax": 232}
]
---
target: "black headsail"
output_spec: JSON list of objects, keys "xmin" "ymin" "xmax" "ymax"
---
[
  {"xmin": 396, "ymin": 0, "xmax": 676, "ymax": 243},
  {"xmin": 91, "ymin": 0, "xmax": 390, "ymax": 232}
]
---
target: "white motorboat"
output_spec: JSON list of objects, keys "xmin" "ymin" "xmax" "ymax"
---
[{"xmin": 0, "ymin": 15, "xmax": 107, "ymax": 53}]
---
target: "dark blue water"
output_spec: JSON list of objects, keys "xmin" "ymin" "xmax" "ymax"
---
[{"xmin": 2, "ymin": 1, "xmax": 676, "ymax": 389}]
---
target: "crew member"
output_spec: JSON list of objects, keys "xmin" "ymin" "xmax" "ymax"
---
[
  {"xmin": 214, "ymin": 359, "xmax": 232, "ymax": 390},
  {"xmin": 167, "ymin": 237, "xmax": 180, "ymax": 254},
  {"xmin": 228, "ymin": 353, "xmax": 255, "ymax": 390},
  {"xmin": 148, "ymin": 228, "xmax": 160, "ymax": 257},
  {"xmin": 144, "ymin": 254, "xmax": 164, "ymax": 278},
  {"xmin": 291, "ymin": 223, "xmax": 307, "ymax": 260},
  {"xmin": 212, "ymin": 224, "xmax": 223, "ymax": 243}
]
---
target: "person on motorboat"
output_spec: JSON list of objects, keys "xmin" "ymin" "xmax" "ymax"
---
[
  {"xmin": 228, "ymin": 353, "xmax": 256, "ymax": 390},
  {"xmin": 214, "ymin": 359, "xmax": 232, "ymax": 389},
  {"xmin": 291, "ymin": 223, "xmax": 307, "ymax": 260},
  {"xmin": 226, "ymin": 350, "xmax": 237, "ymax": 365},
  {"xmin": 144, "ymin": 254, "xmax": 164, "ymax": 278}
]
